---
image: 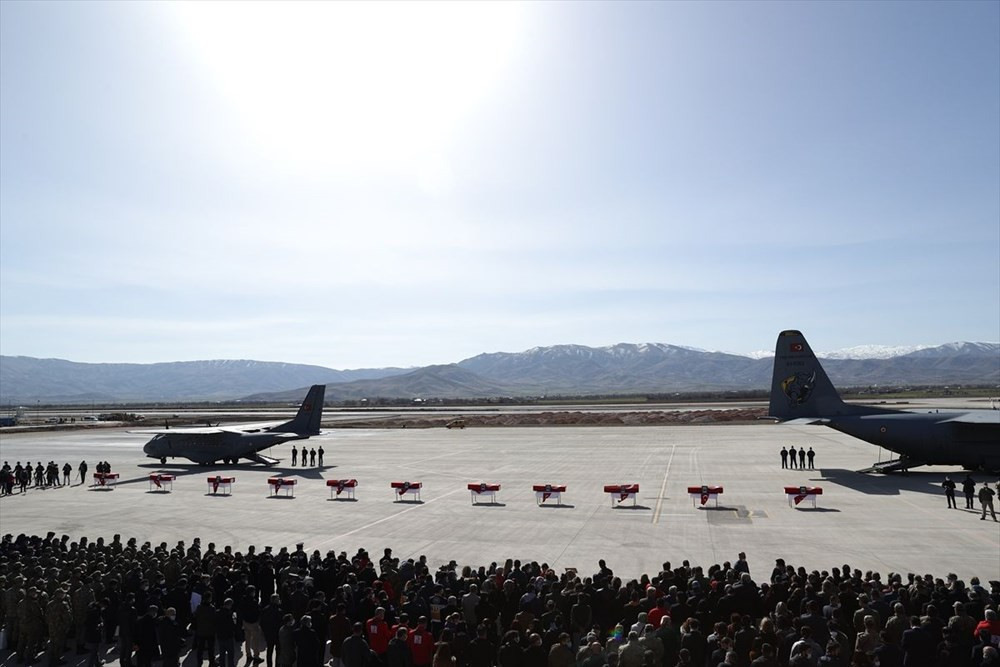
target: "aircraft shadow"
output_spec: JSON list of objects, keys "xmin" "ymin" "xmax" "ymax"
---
[
  {"xmin": 131, "ymin": 463, "xmax": 333, "ymax": 482},
  {"xmin": 809, "ymin": 468, "xmax": 949, "ymax": 497}
]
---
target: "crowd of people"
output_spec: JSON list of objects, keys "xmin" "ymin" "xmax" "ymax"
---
[
  {"xmin": 0, "ymin": 533, "xmax": 998, "ymax": 667},
  {"xmin": 0, "ymin": 462, "xmax": 110, "ymax": 495}
]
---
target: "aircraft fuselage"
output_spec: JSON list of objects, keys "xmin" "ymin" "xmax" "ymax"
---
[
  {"xmin": 826, "ymin": 411, "xmax": 1000, "ymax": 469},
  {"xmin": 142, "ymin": 431, "xmax": 309, "ymax": 464}
]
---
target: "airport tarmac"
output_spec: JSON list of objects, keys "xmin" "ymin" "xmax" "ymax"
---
[{"xmin": 0, "ymin": 423, "xmax": 997, "ymax": 580}]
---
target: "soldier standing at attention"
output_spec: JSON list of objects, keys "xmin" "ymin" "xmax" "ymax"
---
[
  {"xmin": 788, "ymin": 447, "xmax": 798, "ymax": 470},
  {"xmin": 291, "ymin": 447, "xmax": 297, "ymax": 467},
  {"xmin": 47, "ymin": 587, "xmax": 74, "ymax": 666},
  {"xmin": 962, "ymin": 475, "xmax": 976, "ymax": 510},
  {"xmin": 807, "ymin": 448, "xmax": 816, "ymax": 470},
  {"xmin": 17, "ymin": 586, "xmax": 45, "ymax": 664},
  {"xmin": 798, "ymin": 448, "xmax": 806, "ymax": 469},
  {"xmin": 978, "ymin": 483, "xmax": 997, "ymax": 521},
  {"xmin": 942, "ymin": 476, "xmax": 957, "ymax": 509},
  {"xmin": 309, "ymin": 449, "xmax": 316, "ymax": 467},
  {"xmin": 780, "ymin": 448, "xmax": 788, "ymax": 469},
  {"xmin": 317, "ymin": 447, "xmax": 324, "ymax": 467}
]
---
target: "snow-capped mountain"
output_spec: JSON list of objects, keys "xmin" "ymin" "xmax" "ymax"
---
[{"xmin": 2, "ymin": 341, "xmax": 997, "ymax": 402}]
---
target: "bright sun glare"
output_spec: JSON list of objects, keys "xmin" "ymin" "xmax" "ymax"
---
[{"xmin": 169, "ymin": 1, "xmax": 525, "ymax": 193}]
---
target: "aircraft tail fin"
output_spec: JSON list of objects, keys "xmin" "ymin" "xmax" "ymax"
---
[
  {"xmin": 274, "ymin": 384, "xmax": 325, "ymax": 434},
  {"xmin": 767, "ymin": 330, "xmax": 881, "ymax": 420}
]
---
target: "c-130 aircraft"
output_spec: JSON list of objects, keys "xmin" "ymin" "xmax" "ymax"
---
[
  {"xmin": 768, "ymin": 330, "xmax": 1000, "ymax": 472},
  {"xmin": 138, "ymin": 384, "xmax": 325, "ymax": 465}
]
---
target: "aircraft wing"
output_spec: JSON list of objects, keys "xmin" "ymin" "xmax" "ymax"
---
[
  {"xmin": 129, "ymin": 427, "xmax": 227, "ymax": 435},
  {"xmin": 937, "ymin": 411, "xmax": 1000, "ymax": 425},
  {"xmin": 779, "ymin": 417, "xmax": 831, "ymax": 425},
  {"xmin": 129, "ymin": 420, "xmax": 289, "ymax": 436}
]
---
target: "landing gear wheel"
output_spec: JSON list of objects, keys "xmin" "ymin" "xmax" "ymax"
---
[{"xmin": 160, "ymin": 458, "xmax": 166, "ymax": 465}]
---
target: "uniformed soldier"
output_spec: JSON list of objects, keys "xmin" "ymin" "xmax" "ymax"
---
[
  {"xmin": 72, "ymin": 575, "xmax": 96, "ymax": 653},
  {"xmin": 309, "ymin": 449, "xmax": 316, "ymax": 467},
  {"xmin": 780, "ymin": 447, "xmax": 788, "ymax": 469},
  {"xmin": 46, "ymin": 587, "xmax": 74, "ymax": 665},
  {"xmin": 17, "ymin": 586, "xmax": 45, "ymax": 664},
  {"xmin": 291, "ymin": 447, "xmax": 297, "ymax": 467},
  {"xmin": 317, "ymin": 447, "xmax": 324, "ymax": 467},
  {"xmin": 788, "ymin": 447, "xmax": 798, "ymax": 469},
  {"xmin": 2, "ymin": 576, "xmax": 23, "ymax": 649}
]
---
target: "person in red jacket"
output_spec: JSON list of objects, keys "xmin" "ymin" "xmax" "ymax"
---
[
  {"xmin": 366, "ymin": 607, "xmax": 390, "ymax": 659},
  {"xmin": 973, "ymin": 609, "xmax": 1000, "ymax": 642},
  {"xmin": 407, "ymin": 616, "xmax": 434, "ymax": 667}
]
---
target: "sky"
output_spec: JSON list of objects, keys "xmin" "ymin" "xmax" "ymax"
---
[{"xmin": 1, "ymin": 1, "xmax": 998, "ymax": 369}]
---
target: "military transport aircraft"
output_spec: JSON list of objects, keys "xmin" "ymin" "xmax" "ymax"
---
[
  {"xmin": 768, "ymin": 330, "xmax": 1000, "ymax": 472},
  {"xmin": 137, "ymin": 384, "xmax": 325, "ymax": 465}
]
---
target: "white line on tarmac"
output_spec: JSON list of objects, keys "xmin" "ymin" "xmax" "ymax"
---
[
  {"xmin": 322, "ymin": 488, "xmax": 465, "ymax": 543},
  {"xmin": 652, "ymin": 445, "xmax": 677, "ymax": 524}
]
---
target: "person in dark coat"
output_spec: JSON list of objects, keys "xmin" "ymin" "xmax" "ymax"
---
[
  {"xmin": 134, "ymin": 605, "xmax": 161, "ymax": 667},
  {"xmin": 387, "ymin": 626, "xmax": 412, "ymax": 667},
  {"xmin": 498, "ymin": 630, "xmax": 524, "ymax": 667},
  {"xmin": 942, "ymin": 478, "xmax": 957, "ymax": 509},
  {"xmin": 962, "ymin": 475, "xmax": 977, "ymax": 510},
  {"xmin": 276, "ymin": 615, "xmax": 296, "ymax": 667},
  {"xmin": 342, "ymin": 622, "xmax": 374, "ymax": 667},
  {"xmin": 157, "ymin": 607, "xmax": 184, "ymax": 667},
  {"xmin": 259, "ymin": 594, "xmax": 283, "ymax": 667},
  {"xmin": 194, "ymin": 593, "xmax": 218, "ymax": 667},
  {"xmin": 294, "ymin": 616, "xmax": 321, "ymax": 667},
  {"xmin": 84, "ymin": 599, "xmax": 106, "ymax": 667},
  {"xmin": 117, "ymin": 592, "xmax": 138, "ymax": 667},
  {"xmin": 216, "ymin": 598, "xmax": 238, "ymax": 667},
  {"xmin": 467, "ymin": 624, "xmax": 497, "ymax": 667},
  {"xmin": 328, "ymin": 603, "xmax": 352, "ymax": 667}
]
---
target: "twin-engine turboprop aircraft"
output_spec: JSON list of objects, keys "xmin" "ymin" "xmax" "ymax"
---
[
  {"xmin": 768, "ymin": 330, "xmax": 1000, "ymax": 472},
  {"xmin": 138, "ymin": 384, "xmax": 325, "ymax": 466}
]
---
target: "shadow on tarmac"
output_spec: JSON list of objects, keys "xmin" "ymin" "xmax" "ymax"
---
[
  {"xmin": 809, "ymin": 468, "xmax": 957, "ymax": 497},
  {"xmin": 794, "ymin": 507, "xmax": 841, "ymax": 513}
]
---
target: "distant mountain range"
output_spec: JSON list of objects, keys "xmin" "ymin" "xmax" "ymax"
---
[{"xmin": 1, "ymin": 341, "xmax": 997, "ymax": 403}]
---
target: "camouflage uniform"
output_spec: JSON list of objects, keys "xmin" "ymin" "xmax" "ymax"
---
[
  {"xmin": 16, "ymin": 588, "xmax": 45, "ymax": 663},
  {"xmin": 46, "ymin": 590, "xmax": 74, "ymax": 664},
  {"xmin": 72, "ymin": 580, "xmax": 95, "ymax": 651},
  {"xmin": 3, "ymin": 579, "xmax": 23, "ymax": 653},
  {"xmin": 0, "ymin": 575, "xmax": 7, "ymax": 628}
]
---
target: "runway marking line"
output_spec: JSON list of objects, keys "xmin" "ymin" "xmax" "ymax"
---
[
  {"xmin": 652, "ymin": 445, "xmax": 676, "ymax": 524},
  {"xmin": 326, "ymin": 488, "xmax": 464, "ymax": 541}
]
